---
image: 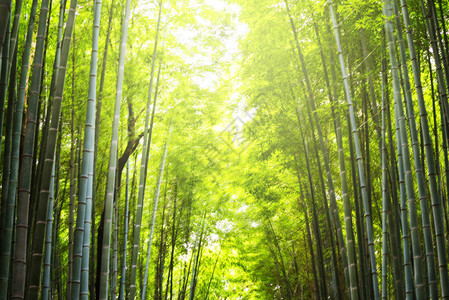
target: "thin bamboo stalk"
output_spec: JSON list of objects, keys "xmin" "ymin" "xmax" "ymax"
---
[
  {"xmin": 98, "ymin": 0, "xmax": 132, "ymax": 296},
  {"xmin": 0, "ymin": 0, "xmax": 38, "ymax": 295},
  {"xmin": 384, "ymin": 1, "xmax": 426, "ymax": 297},
  {"xmin": 400, "ymin": 0, "xmax": 449, "ymax": 296},
  {"xmin": 129, "ymin": 2, "xmax": 164, "ymax": 298},
  {"xmin": 26, "ymin": 0, "xmax": 78, "ymax": 294},
  {"xmin": 329, "ymin": 1, "xmax": 380, "ymax": 297},
  {"xmin": 420, "ymin": 0, "xmax": 449, "ymax": 140},
  {"xmin": 296, "ymin": 108, "xmax": 327, "ymax": 299},
  {"xmin": 392, "ymin": 0, "xmax": 439, "ymax": 297},
  {"xmin": 313, "ymin": 20, "xmax": 358, "ymax": 299},
  {"xmin": 0, "ymin": 44, "xmax": 16, "ymax": 232},
  {"xmin": 75, "ymin": 0, "xmax": 102, "ymax": 296},
  {"xmin": 118, "ymin": 159, "xmax": 130, "ymax": 300},
  {"xmin": 141, "ymin": 126, "xmax": 172, "ymax": 300},
  {"xmin": 381, "ymin": 57, "xmax": 389, "ymax": 299},
  {"xmin": 10, "ymin": 0, "xmax": 51, "ymax": 295},
  {"xmin": 286, "ymin": 5, "xmax": 349, "ymax": 295},
  {"xmin": 91, "ymin": 4, "xmax": 113, "ymax": 298},
  {"xmin": 42, "ymin": 157, "xmax": 56, "ymax": 300},
  {"xmin": 0, "ymin": 0, "xmax": 11, "ymax": 56}
]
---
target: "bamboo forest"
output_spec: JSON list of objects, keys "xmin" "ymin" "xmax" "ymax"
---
[{"xmin": 2, "ymin": 0, "xmax": 449, "ymax": 298}]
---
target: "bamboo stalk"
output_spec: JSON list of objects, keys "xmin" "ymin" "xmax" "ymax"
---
[
  {"xmin": 26, "ymin": 0, "xmax": 78, "ymax": 294},
  {"xmin": 141, "ymin": 126, "xmax": 172, "ymax": 300},
  {"xmin": 0, "ymin": 0, "xmax": 38, "ymax": 295},
  {"xmin": 129, "ymin": 2, "xmax": 164, "ymax": 298},
  {"xmin": 329, "ymin": 1, "xmax": 380, "ymax": 297}
]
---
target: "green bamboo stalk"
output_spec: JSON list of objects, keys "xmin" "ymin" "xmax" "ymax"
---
[
  {"xmin": 296, "ymin": 108, "xmax": 327, "ymax": 299},
  {"xmin": 72, "ymin": 0, "xmax": 102, "ymax": 297},
  {"xmin": 380, "ymin": 48, "xmax": 404, "ymax": 299},
  {"xmin": 303, "ymin": 93, "xmax": 341, "ymax": 297},
  {"xmin": 0, "ymin": 0, "xmax": 23, "ymax": 161},
  {"xmin": 91, "ymin": 4, "xmax": 113, "ymax": 297},
  {"xmin": 129, "ymin": 2, "xmax": 164, "ymax": 298},
  {"xmin": 427, "ymin": 0, "xmax": 449, "ymax": 91},
  {"xmin": 204, "ymin": 249, "xmax": 220, "ymax": 300},
  {"xmin": 286, "ymin": 4, "xmax": 349, "ymax": 295},
  {"xmin": 98, "ymin": 0, "xmax": 132, "ymax": 296},
  {"xmin": 0, "ymin": 0, "xmax": 38, "ymax": 295},
  {"xmin": 0, "ymin": 14, "xmax": 10, "ymax": 161},
  {"xmin": 164, "ymin": 181, "xmax": 179, "ymax": 300},
  {"xmin": 80, "ymin": 174, "xmax": 94, "ymax": 300},
  {"xmin": 155, "ymin": 129, "xmax": 169, "ymax": 300},
  {"xmin": 383, "ymin": 1, "xmax": 425, "ymax": 297},
  {"xmin": 313, "ymin": 20, "xmax": 358, "ymax": 299},
  {"xmin": 392, "ymin": 89, "xmax": 414, "ymax": 298},
  {"xmin": 9, "ymin": 0, "xmax": 50, "ymax": 295},
  {"xmin": 360, "ymin": 28, "xmax": 381, "ymax": 140},
  {"xmin": 51, "ymin": 109, "xmax": 63, "ymax": 299},
  {"xmin": 0, "ymin": 0, "xmax": 11, "ymax": 56},
  {"xmin": 381, "ymin": 59, "xmax": 389, "ymax": 300},
  {"xmin": 399, "ymin": 0, "xmax": 449, "ymax": 296},
  {"xmin": 0, "ymin": 43, "xmax": 15, "ymax": 231},
  {"xmin": 118, "ymin": 159, "xmax": 130, "ymax": 300},
  {"xmin": 419, "ymin": 0, "xmax": 449, "ymax": 137},
  {"xmin": 141, "ymin": 126, "xmax": 172, "ymax": 300},
  {"xmin": 42, "ymin": 157, "xmax": 56, "ymax": 300},
  {"xmin": 344, "ymin": 55, "xmax": 368, "ymax": 300},
  {"xmin": 428, "ymin": 54, "xmax": 445, "ymax": 231},
  {"xmin": 0, "ymin": 4, "xmax": 10, "ymax": 96},
  {"xmin": 436, "ymin": 0, "xmax": 449, "ymax": 54},
  {"xmin": 392, "ymin": 0, "xmax": 440, "ymax": 298},
  {"xmin": 67, "ymin": 56, "xmax": 76, "ymax": 298},
  {"xmin": 328, "ymin": 1, "xmax": 380, "ymax": 298},
  {"xmin": 26, "ymin": 0, "xmax": 78, "ymax": 295},
  {"xmin": 29, "ymin": 0, "xmax": 53, "ymax": 226},
  {"xmin": 7, "ymin": 0, "xmax": 22, "ymax": 69},
  {"xmin": 292, "ymin": 36, "xmax": 343, "ymax": 300},
  {"xmin": 111, "ymin": 191, "xmax": 118, "ymax": 299},
  {"xmin": 298, "ymin": 186, "xmax": 319, "ymax": 298}
]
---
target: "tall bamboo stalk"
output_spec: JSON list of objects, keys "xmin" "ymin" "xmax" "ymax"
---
[
  {"xmin": 0, "ymin": 0, "xmax": 22, "ymax": 164},
  {"xmin": 118, "ymin": 159, "xmax": 130, "ymax": 300},
  {"xmin": 400, "ymin": 0, "xmax": 449, "ymax": 296},
  {"xmin": 420, "ymin": 0, "xmax": 449, "ymax": 138},
  {"xmin": 26, "ymin": 0, "xmax": 78, "ymax": 295},
  {"xmin": 98, "ymin": 0, "xmax": 132, "ymax": 296},
  {"xmin": 381, "ymin": 57, "xmax": 389, "ymax": 299},
  {"xmin": 71, "ymin": 0, "xmax": 102, "ymax": 296},
  {"xmin": 68, "ymin": 54, "xmax": 77, "ymax": 297},
  {"xmin": 129, "ymin": 2, "xmax": 164, "ymax": 298},
  {"xmin": 392, "ymin": 0, "xmax": 442, "ymax": 297},
  {"xmin": 141, "ymin": 126, "xmax": 172, "ymax": 300},
  {"xmin": 0, "ymin": 14, "xmax": 11, "ymax": 159},
  {"xmin": 111, "ymin": 193, "xmax": 118, "ymax": 299},
  {"xmin": 313, "ymin": 20, "xmax": 358, "ymax": 299},
  {"xmin": 384, "ymin": 1, "xmax": 425, "ymax": 297},
  {"xmin": 0, "ymin": 44, "xmax": 16, "ymax": 234},
  {"xmin": 286, "ymin": 4, "xmax": 349, "ymax": 295},
  {"xmin": 296, "ymin": 108, "xmax": 327, "ymax": 299},
  {"xmin": 0, "ymin": 0, "xmax": 38, "ymax": 295},
  {"xmin": 0, "ymin": 0, "xmax": 11, "ymax": 56},
  {"xmin": 427, "ymin": 0, "xmax": 449, "ymax": 91},
  {"xmin": 10, "ymin": 0, "xmax": 50, "ymax": 295},
  {"xmin": 91, "ymin": 4, "xmax": 113, "ymax": 298},
  {"xmin": 329, "ymin": 1, "xmax": 380, "ymax": 297},
  {"xmin": 6, "ymin": 0, "xmax": 22, "ymax": 71},
  {"xmin": 42, "ymin": 157, "xmax": 56, "ymax": 300},
  {"xmin": 392, "ymin": 86, "xmax": 415, "ymax": 298},
  {"xmin": 380, "ymin": 47, "xmax": 404, "ymax": 299}
]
